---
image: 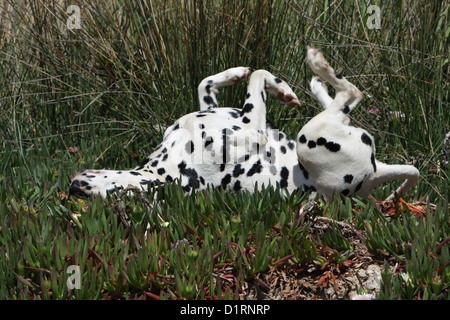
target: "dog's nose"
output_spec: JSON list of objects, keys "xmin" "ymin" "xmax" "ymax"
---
[{"xmin": 69, "ymin": 180, "xmax": 90, "ymax": 199}]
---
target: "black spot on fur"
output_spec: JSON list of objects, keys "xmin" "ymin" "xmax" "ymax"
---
[
  {"xmin": 361, "ymin": 133, "xmax": 372, "ymax": 146},
  {"xmin": 203, "ymin": 95, "xmax": 217, "ymax": 108},
  {"xmin": 173, "ymin": 123, "xmax": 180, "ymax": 130},
  {"xmin": 280, "ymin": 166, "xmax": 289, "ymax": 188},
  {"xmin": 342, "ymin": 105, "xmax": 350, "ymax": 114},
  {"xmin": 129, "ymin": 171, "xmax": 142, "ymax": 176},
  {"xmin": 157, "ymin": 168, "xmax": 166, "ymax": 175},
  {"xmin": 247, "ymin": 160, "xmax": 263, "ymax": 176},
  {"xmin": 221, "ymin": 174, "xmax": 232, "ymax": 188},
  {"xmin": 185, "ymin": 141, "xmax": 194, "ymax": 154},
  {"xmin": 287, "ymin": 141, "xmax": 295, "ymax": 150},
  {"xmin": 274, "ymin": 77, "xmax": 282, "ymax": 83},
  {"xmin": 233, "ymin": 180, "xmax": 242, "ymax": 191},
  {"xmin": 299, "ymin": 134, "xmax": 307, "ymax": 144},
  {"xmin": 344, "ymin": 174, "xmax": 354, "ymax": 184},
  {"xmin": 280, "ymin": 145, "xmax": 287, "ymax": 154},
  {"xmin": 335, "ymin": 71, "xmax": 343, "ymax": 79},
  {"xmin": 242, "ymin": 116, "xmax": 250, "ymax": 124},
  {"xmin": 307, "ymin": 140, "xmax": 316, "ymax": 149},
  {"xmin": 325, "ymin": 141, "xmax": 341, "ymax": 152},
  {"xmin": 199, "ymin": 123, "xmax": 205, "ymax": 129},
  {"xmin": 197, "ymin": 114, "xmax": 207, "ymax": 118},
  {"xmin": 241, "ymin": 103, "xmax": 254, "ymax": 115},
  {"xmin": 261, "ymin": 91, "xmax": 267, "ymax": 104},
  {"xmin": 229, "ymin": 111, "xmax": 239, "ymax": 118},
  {"xmin": 317, "ymin": 137, "xmax": 327, "ymax": 146},
  {"xmin": 341, "ymin": 189, "xmax": 350, "ymax": 196},
  {"xmin": 233, "ymin": 164, "xmax": 245, "ymax": 177},
  {"xmin": 178, "ymin": 161, "xmax": 186, "ymax": 170},
  {"xmin": 151, "ymin": 160, "xmax": 158, "ymax": 167},
  {"xmin": 178, "ymin": 161, "xmax": 200, "ymax": 189},
  {"xmin": 232, "ymin": 125, "xmax": 241, "ymax": 131}
]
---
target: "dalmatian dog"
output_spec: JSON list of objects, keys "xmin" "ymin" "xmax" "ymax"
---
[{"xmin": 69, "ymin": 47, "xmax": 419, "ymax": 201}]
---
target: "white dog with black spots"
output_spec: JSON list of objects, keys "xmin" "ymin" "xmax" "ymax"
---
[{"xmin": 69, "ymin": 47, "xmax": 419, "ymax": 201}]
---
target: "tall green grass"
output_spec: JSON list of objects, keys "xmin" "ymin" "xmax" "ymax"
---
[{"xmin": 0, "ymin": 0, "xmax": 448, "ymax": 300}]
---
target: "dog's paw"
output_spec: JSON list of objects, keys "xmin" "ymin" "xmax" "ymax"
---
[
  {"xmin": 223, "ymin": 67, "xmax": 250, "ymax": 85},
  {"xmin": 274, "ymin": 86, "xmax": 300, "ymax": 108},
  {"xmin": 265, "ymin": 76, "xmax": 300, "ymax": 108},
  {"xmin": 310, "ymin": 76, "xmax": 328, "ymax": 96},
  {"xmin": 306, "ymin": 46, "xmax": 329, "ymax": 74}
]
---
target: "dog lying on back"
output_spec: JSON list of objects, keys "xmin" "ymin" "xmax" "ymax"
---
[{"xmin": 69, "ymin": 47, "xmax": 419, "ymax": 200}]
